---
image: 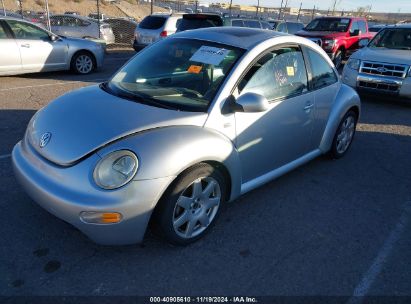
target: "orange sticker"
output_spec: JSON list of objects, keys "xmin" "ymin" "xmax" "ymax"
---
[{"xmin": 188, "ymin": 65, "xmax": 202, "ymax": 74}]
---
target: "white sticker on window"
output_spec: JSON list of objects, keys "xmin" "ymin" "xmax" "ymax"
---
[{"xmin": 190, "ymin": 46, "xmax": 230, "ymax": 66}]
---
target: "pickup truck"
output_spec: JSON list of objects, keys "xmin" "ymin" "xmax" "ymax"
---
[{"xmin": 296, "ymin": 17, "xmax": 373, "ymax": 68}]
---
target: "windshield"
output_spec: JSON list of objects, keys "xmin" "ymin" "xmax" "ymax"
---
[
  {"xmin": 177, "ymin": 15, "xmax": 223, "ymax": 32},
  {"xmin": 305, "ymin": 18, "xmax": 350, "ymax": 32},
  {"xmin": 107, "ymin": 38, "xmax": 244, "ymax": 112},
  {"xmin": 139, "ymin": 16, "xmax": 166, "ymax": 30},
  {"xmin": 369, "ymin": 28, "xmax": 411, "ymax": 50}
]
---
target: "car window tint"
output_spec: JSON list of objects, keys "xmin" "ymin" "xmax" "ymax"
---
[
  {"xmin": 287, "ymin": 23, "xmax": 304, "ymax": 34},
  {"xmin": 239, "ymin": 46, "xmax": 308, "ymax": 101},
  {"xmin": 139, "ymin": 16, "xmax": 166, "ymax": 29},
  {"xmin": 358, "ymin": 20, "xmax": 367, "ymax": 34},
  {"xmin": 50, "ymin": 16, "xmax": 62, "ymax": 26},
  {"xmin": 0, "ymin": 23, "xmax": 8, "ymax": 39},
  {"xmin": 7, "ymin": 20, "xmax": 49, "ymax": 40},
  {"xmin": 350, "ymin": 21, "xmax": 359, "ymax": 34},
  {"xmin": 232, "ymin": 19, "xmax": 244, "ymax": 27},
  {"xmin": 244, "ymin": 20, "xmax": 261, "ymax": 28},
  {"xmin": 305, "ymin": 48, "xmax": 338, "ymax": 90},
  {"xmin": 261, "ymin": 22, "xmax": 272, "ymax": 29},
  {"xmin": 63, "ymin": 17, "xmax": 78, "ymax": 27},
  {"xmin": 277, "ymin": 23, "xmax": 287, "ymax": 32}
]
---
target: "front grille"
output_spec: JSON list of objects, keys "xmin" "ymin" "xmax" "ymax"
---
[
  {"xmin": 358, "ymin": 81, "xmax": 400, "ymax": 92},
  {"xmin": 360, "ymin": 61, "xmax": 409, "ymax": 78}
]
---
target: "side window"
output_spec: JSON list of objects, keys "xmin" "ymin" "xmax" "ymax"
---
[
  {"xmin": 244, "ymin": 20, "xmax": 261, "ymax": 28},
  {"xmin": 63, "ymin": 17, "xmax": 77, "ymax": 27},
  {"xmin": 50, "ymin": 16, "xmax": 62, "ymax": 26},
  {"xmin": 0, "ymin": 23, "xmax": 8, "ymax": 39},
  {"xmin": 349, "ymin": 21, "xmax": 359, "ymax": 34},
  {"xmin": 305, "ymin": 48, "xmax": 338, "ymax": 90},
  {"xmin": 239, "ymin": 46, "xmax": 308, "ymax": 101},
  {"xmin": 358, "ymin": 20, "xmax": 367, "ymax": 34},
  {"xmin": 277, "ymin": 23, "xmax": 287, "ymax": 33},
  {"xmin": 7, "ymin": 20, "xmax": 49, "ymax": 40},
  {"xmin": 232, "ymin": 19, "xmax": 244, "ymax": 27}
]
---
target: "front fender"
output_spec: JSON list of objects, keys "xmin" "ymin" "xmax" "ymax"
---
[
  {"xmin": 97, "ymin": 126, "xmax": 242, "ymax": 202},
  {"xmin": 319, "ymin": 84, "xmax": 361, "ymax": 153}
]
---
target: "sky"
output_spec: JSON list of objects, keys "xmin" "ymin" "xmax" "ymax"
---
[{"xmin": 208, "ymin": 0, "xmax": 411, "ymax": 13}]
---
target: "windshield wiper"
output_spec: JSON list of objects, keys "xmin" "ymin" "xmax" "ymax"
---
[{"xmin": 100, "ymin": 81, "xmax": 178, "ymax": 111}]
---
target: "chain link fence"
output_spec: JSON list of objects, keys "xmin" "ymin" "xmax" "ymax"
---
[{"xmin": 1, "ymin": 0, "xmax": 410, "ymax": 49}]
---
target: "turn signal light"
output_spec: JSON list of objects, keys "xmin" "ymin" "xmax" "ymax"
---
[{"xmin": 80, "ymin": 211, "xmax": 122, "ymax": 224}]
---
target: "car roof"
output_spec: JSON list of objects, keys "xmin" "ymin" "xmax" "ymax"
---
[
  {"xmin": 172, "ymin": 27, "xmax": 288, "ymax": 49},
  {"xmin": 386, "ymin": 23, "xmax": 411, "ymax": 29}
]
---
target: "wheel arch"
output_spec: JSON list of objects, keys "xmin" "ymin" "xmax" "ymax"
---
[
  {"xmin": 70, "ymin": 49, "xmax": 97, "ymax": 70},
  {"xmin": 319, "ymin": 84, "xmax": 361, "ymax": 153}
]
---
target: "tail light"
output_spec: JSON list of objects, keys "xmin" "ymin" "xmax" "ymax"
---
[{"xmin": 160, "ymin": 31, "xmax": 168, "ymax": 37}]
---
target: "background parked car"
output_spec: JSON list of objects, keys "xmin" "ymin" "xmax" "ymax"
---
[
  {"xmin": 105, "ymin": 18, "xmax": 138, "ymax": 45},
  {"xmin": 133, "ymin": 13, "xmax": 182, "ymax": 51},
  {"xmin": 0, "ymin": 16, "xmax": 104, "ymax": 75},
  {"xmin": 342, "ymin": 24, "xmax": 411, "ymax": 99},
  {"xmin": 177, "ymin": 13, "xmax": 223, "ymax": 32},
  {"xmin": 223, "ymin": 17, "xmax": 272, "ymax": 29},
  {"xmin": 296, "ymin": 17, "xmax": 373, "ymax": 68},
  {"xmin": 273, "ymin": 21, "xmax": 305, "ymax": 34},
  {"xmin": 49, "ymin": 14, "xmax": 115, "ymax": 44},
  {"xmin": 368, "ymin": 24, "xmax": 389, "ymax": 33}
]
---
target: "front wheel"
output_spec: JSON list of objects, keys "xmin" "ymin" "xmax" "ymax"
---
[
  {"xmin": 329, "ymin": 110, "xmax": 358, "ymax": 159},
  {"xmin": 153, "ymin": 163, "xmax": 226, "ymax": 245},
  {"xmin": 333, "ymin": 50, "xmax": 344, "ymax": 69},
  {"xmin": 70, "ymin": 52, "xmax": 95, "ymax": 74}
]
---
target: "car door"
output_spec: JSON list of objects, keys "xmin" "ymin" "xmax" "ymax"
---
[
  {"xmin": 234, "ymin": 45, "xmax": 316, "ymax": 183},
  {"xmin": 303, "ymin": 46, "xmax": 339, "ymax": 149},
  {"xmin": 6, "ymin": 19, "xmax": 68, "ymax": 72},
  {"xmin": 0, "ymin": 20, "xmax": 22, "ymax": 74}
]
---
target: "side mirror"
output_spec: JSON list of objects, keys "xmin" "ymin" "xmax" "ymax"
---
[
  {"xmin": 50, "ymin": 35, "xmax": 60, "ymax": 42},
  {"xmin": 358, "ymin": 38, "xmax": 369, "ymax": 48},
  {"xmin": 235, "ymin": 92, "xmax": 269, "ymax": 113},
  {"xmin": 350, "ymin": 29, "xmax": 360, "ymax": 37}
]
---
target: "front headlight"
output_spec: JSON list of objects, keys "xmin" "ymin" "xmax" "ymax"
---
[
  {"xmin": 323, "ymin": 39, "xmax": 336, "ymax": 50},
  {"xmin": 94, "ymin": 150, "xmax": 139, "ymax": 190},
  {"xmin": 347, "ymin": 58, "xmax": 361, "ymax": 71}
]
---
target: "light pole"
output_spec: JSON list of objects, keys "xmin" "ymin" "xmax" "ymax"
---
[
  {"xmin": 44, "ymin": 0, "xmax": 51, "ymax": 31},
  {"xmin": 1, "ymin": 0, "xmax": 6, "ymax": 16}
]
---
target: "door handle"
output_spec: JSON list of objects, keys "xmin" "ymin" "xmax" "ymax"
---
[
  {"xmin": 304, "ymin": 103, "xmax": 314, "ymax": 111},
  {"xmin": 21, "ymin": 44, "xmax": 30, "ymax": 48}
]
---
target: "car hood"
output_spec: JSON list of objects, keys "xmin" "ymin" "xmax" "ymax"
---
[
  {"xmin": 27, "ymin": 85, "xmax": 208, "ymax": 166},
  {"xmin": 295, "ymin": 30, "xmax": 346, "ymax": 39},
  {"xmin": 351, "ymin": 47, "xmax": 411, "ymax": 64}
]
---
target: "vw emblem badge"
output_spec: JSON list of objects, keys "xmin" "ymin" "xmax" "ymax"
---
[{"xmin": 39, "ymin": 132, "xmax": 52, "ymax": 148}]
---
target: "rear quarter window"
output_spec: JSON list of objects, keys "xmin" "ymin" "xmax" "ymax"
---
[
  {"xmin": 139, "ymin": 16, "xmax": 166, "ymax": 30},
  {"xmin": 305, "ymin": 47, "xmax": 338, "ymax": 90}
]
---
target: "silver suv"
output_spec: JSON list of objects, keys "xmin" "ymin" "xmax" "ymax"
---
[
  {"xmin": 133, "ymin": 13, "xmax": 182, "ymax": 51},
  {"xmin": 49, "ymin": 14, "xmax": 115, "ymax": 44},
  {"xmin": 342, "ymin": 24, "xmax": 411, "ymax": 99}
]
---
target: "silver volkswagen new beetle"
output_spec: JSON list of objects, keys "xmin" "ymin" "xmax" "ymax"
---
[{"xmin": 12, "ymin": 27, "xmax": 361, "ymax": 245}]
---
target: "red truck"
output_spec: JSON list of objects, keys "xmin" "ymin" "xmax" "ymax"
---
[{"xmin": 295, "ymin": 17, "xmax": 373, "ymax": 68}]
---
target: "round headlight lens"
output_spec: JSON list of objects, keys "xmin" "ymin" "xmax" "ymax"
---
[
  {"xmin": 94, "ymin": 150, "xmax": 138, "ymax": 190},
  {"xmin": 347, "ymin": 58, "xmax": 361, "ymax": 71}
]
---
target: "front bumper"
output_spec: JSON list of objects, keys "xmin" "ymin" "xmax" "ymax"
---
[
  {"xmin": 342, "ymin": 66, "xmax": 411, "ymax": 99},
  {"xmin": 12, "ymin": 138, "xmax": 174, "ymax": 245}
]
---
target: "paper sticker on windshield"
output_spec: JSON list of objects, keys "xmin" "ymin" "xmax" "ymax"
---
[
  {"xmin": 286, "ymin": 66, "xmax": 295, "ymax": 76},
  {"xmin": 190, "ymin": 46, "xmax": 230, "ymax": 65},
  {"xmin": 188, "ymin": 65, "xmax": 202, "ymax": 74}
]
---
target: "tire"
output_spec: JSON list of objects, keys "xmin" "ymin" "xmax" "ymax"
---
[
  {"xmin": 70, "ymin": 51, "xmax": 95, "ymax": 74},
  {"xmin": 329, "ymin": 110, "xmax": 358, "ymax": 159},
  {"xmin": 333, "ymin": 49, "xmax": 344, "ymax": 69},
  {"xmin": 153, "ymin": 163, "xmax": 226, "ymax": 246}
]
